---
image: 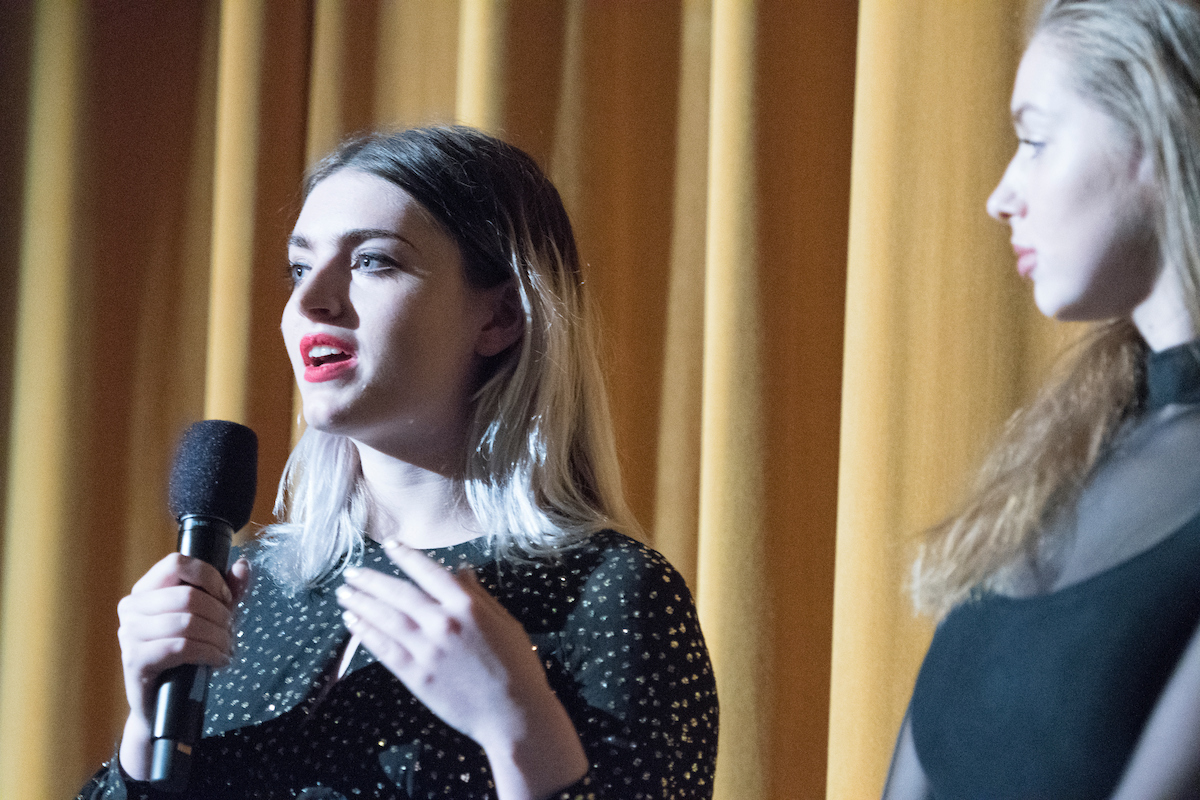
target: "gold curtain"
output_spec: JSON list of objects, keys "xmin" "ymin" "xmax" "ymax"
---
[
  {"xmin": 0, "ymin": 1, "xmax": 858, "ymax": 797},
  {"xmin": 0, "ymin": 1, "xmax": 1099, "ymax": 798}
]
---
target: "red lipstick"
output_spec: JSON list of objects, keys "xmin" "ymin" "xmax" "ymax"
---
[
  {"xmin": 1013, "ymin": 246, "xmax": 1037, "ymax": 278},
  {"xmin": 299, "ymin": 333, "xmax": 357, "ymax": 382}
]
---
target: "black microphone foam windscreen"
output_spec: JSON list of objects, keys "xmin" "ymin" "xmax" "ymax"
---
[{"xmin": 168, "ymin": 420, "xmax": 258, "ymax": 530}]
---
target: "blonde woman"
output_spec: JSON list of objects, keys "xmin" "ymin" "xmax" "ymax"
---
[
  {"xmin": 885, "ymin": 1, "xmax": 1200, "ymax": 798},
  {"xmin": 81, "ymin": 127, "xmax": 718, "ymax": 800}
]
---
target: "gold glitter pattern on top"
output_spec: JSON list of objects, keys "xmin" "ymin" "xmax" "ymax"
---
[{"xmin": 78, "ymin": 530, "xmax": 718, "ymax": 799}]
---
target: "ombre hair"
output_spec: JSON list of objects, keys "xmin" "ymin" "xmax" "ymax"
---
[
  {"xmin": 256, "ymin": 126, "xmax": 638, "ymax": 592},
  {"xmin": 913, "ymin": 0, "xmax": 1200, "ymax": 617}
]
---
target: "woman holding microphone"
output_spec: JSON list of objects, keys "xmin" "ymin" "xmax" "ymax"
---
[{"xmin": 81, "ymin": 127, "xmax": 718, "ymax": 800}]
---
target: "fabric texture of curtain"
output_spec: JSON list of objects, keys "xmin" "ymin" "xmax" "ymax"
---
[
  {"xmin": 0, "ymin": 1, "xmax": 1091, "ymax": 798},
  {"xmin": 0, "ymin": 1, "xmax": 859, "ymax": 798}
]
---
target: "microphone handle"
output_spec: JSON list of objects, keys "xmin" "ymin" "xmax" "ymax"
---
[{"xmin": 149, "ymin": 515, "xmax": 233, "ymax": 791}]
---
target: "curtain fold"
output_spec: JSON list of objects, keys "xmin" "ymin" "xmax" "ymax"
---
[
  {"xmin": 0, "ymin": 3, "xmax": 860, "ymax": 797},
  {"xmin": 698, "ymin": 1, "xmax": 766, "ymax": 797},
  {"xmin": 205, "ymin": 0, "xmax": 266, "ymax": 423},
  {"xmin": 0, "ymin": 3, "xmax": 85, "ymax": 796},
  {"xmin": 756, "ymin": 2, "xmax": 858, "ymax": 789},
  {"xmin": 457, "ymin": 0, "xmax": 507, "ymax": 132},
  {"xmin": 374, "ymin": 1, "xmax": 459, "ymax": 127},
  {"xmin": 307, "ymin": 0, "xmax": 346, "ymax": 167},
  {"xmin": 654, "ymin": 0, "xmax": 711, "ymax": 588}
]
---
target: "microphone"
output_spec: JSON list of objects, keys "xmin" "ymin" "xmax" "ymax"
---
[{"xmin": 150, "ymin": 420, "xmax": 257, "ymax": 791}]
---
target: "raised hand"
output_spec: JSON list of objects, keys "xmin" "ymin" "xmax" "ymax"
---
[{"xmin": 336, "ymin": 539, "xmax": 588, "ymax": 800}]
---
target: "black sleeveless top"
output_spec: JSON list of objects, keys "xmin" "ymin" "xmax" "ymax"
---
[{"xmin": 910, "ymin": 342, "xmax": 1200, "ymax": 800}]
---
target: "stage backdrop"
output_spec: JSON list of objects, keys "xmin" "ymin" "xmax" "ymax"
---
[{"xmin": 0, "ymin": 1, "xmax": 1074, "ymax": 799}]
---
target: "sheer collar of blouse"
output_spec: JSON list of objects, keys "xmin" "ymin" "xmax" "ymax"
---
[{"xmin": 1147, "ymin": 339, "xmax": 1200, "ymax": 411}]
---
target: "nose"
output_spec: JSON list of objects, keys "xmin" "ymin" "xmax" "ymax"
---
[
  {"xmin": 291, "ymin": 258, "xmax": 352, "ymax": 323},
  {"xmin": 986, "ymin": 158, "xmax": 1024, "ymax": 222}
]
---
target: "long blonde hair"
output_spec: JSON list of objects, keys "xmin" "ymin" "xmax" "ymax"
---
[
  {"xmin": 257, "ymin": 127, "xmax": 639, "ymax": 592},
  {"xmin": 913, "ymin": 0, "xmax": 1200, "ymax": 618}
]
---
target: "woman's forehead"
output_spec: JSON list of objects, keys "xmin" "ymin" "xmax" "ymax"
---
[
  {"xmin": 1012, "ymin": 37, "xmax": 1073, "ymax": 117},
  {"xmin": 293, "ymin": 172, "xmax": 432, "ymax": 242}
]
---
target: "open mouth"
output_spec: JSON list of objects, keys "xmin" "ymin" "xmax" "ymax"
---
[
  {"xmin": 298, "ymin": 334, "xmax": 358, "ymax": 382},
  {"xmin": 305, "ymin": 344, "xmax": 353, "ymax": 368},
  {"xmin": 299, "ymin": 334, "xmax": 356, "ymax": 367}
]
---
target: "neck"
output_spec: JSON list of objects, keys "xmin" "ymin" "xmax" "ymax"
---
[
  {"xmin": 353, "ymin": 441, "xmax": 481, "ymax": 549},
  {"xmin": 1132, "ymin": 263, "xmax": 1196, "ymax": 352}
]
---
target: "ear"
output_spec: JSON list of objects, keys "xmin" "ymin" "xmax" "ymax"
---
[{"xmin": 474, "ymin": 282, "xmax": 524, "ymax": 357}]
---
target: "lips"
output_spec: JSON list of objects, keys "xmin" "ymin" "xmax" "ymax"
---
[
  {"xmin": 299, "ymin": 333, "xmax": 357, "ymax": 383},
  {"xmin": 1013, "ymin": 245, "xmax": 1037, "ymax": 278}
]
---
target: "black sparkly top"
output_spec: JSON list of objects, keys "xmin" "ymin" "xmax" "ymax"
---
[
  {"xmin": 910, "ymin": 341, "xmax": 1200, "ymax": 799},
  {"xmin": 78, "ymin": 530, "xmax": 718, "ymax": 799}
]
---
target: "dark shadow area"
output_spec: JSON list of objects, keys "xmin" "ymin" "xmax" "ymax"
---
[
  {"xmin": 245, "ymin": 0, "xmax": 313, "ymax": 532},
  {"xmin": 0, "ymin": 0, "xmax": 33, "ymax": 623},
  {"xmin": 756, "ymin": 0, "xmax": 860, "ymax": 795},
  {"xmin": 77, "ymin": 0, "xmax": 211, "ymax": 776}
]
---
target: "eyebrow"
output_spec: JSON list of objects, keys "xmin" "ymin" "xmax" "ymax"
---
[
  {"xmin": 287, "ymin": 228, "xmax": 418, "ymax": 251},
  {"xmin": 1011, "ymin": 103, "xmax": 1046, "ymax": 125}
]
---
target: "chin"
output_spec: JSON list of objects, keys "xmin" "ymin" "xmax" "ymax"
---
[
  {"xmin": 1036, "ymin": 285, "xmax": 1137, "ymax": 323},
  {"xmin": 1032, "ymin": 291, "xmax": 1064, "ymax": 320},
  {"xmin": 1033, "ymin": 282, "xmax": 1081, "ymax": 321},
  {"xmin": 300, "ymin": 403, "xmax": 354, "ymax": 437}
]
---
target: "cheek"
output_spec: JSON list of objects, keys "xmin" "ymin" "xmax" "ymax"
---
[
  {"xmin": 1038, "ymin": 212, "xmax": 1157, "ymax": 320},
  {"xmin": 280, "ymin": 305, "xmax": 304, "ymax": 367}
]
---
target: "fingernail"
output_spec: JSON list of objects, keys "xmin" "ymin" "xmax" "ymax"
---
[
  {"xmin": 384, "ymin": 539, "xmax": 414, "ymax": 556},
  {"xmin": 342, "ymin": 610, "xmax": 359, "ymax": 627},
  {"xmin": 344, "ymin": 566, "xmax": 360, "ymax": 578},
  {"xmin": 335, "ymin": 585, "xmax": 352, "ymax": 600}
]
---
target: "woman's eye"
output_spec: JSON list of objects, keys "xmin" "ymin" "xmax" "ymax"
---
[
  {"xmin": 1018, "ymin": 138, "xmax": 1045, "ymax": 156},
  {"xmin": 354, "ymin": 253, "xmax": 397, "ymax": 273},
  {"xmin": 287, "ymin": 262, "xmax": 308, "ymax": 286}
]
